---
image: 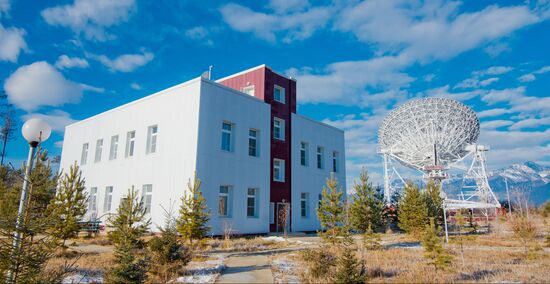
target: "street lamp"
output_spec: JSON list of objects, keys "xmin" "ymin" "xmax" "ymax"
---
[{"xmin": 6, "ymin": 118, "xmax": 51, "ymax": 283}]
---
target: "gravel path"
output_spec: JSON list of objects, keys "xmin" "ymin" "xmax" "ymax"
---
[{"xmin": 216, "ymin": 251, "xmax": 274, "ymax": 283}]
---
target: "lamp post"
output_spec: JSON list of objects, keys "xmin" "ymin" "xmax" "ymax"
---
[{"xmin": 6, "ymin": 118, "xmax": 51, "ymax": 284}]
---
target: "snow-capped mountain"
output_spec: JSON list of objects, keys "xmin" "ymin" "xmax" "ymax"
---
[
  {"xmin": 441, "ymin": 161, "xmax": 550, "ymax": 205},
  {"xmin": 486, "ymin": 161, "xmax": 550, "ymax": 205},
  {"xmin": 489, "ymin": 161, "xmax": 550, "ymax": 186}
]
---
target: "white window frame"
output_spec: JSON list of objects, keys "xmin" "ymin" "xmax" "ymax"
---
[
  {"xmin": 103, "ymin": 186, "xmax": 113, "ymax": 212},
  {"xmin": 241, "ymin": 85, "xmax": 255, "ymax": 96},
  {"xmin": 109, "ymin": 135, "xmax": 119, "ymax": 160},
  {"xmin": 274, "ymin": 84, "xmax": 285, "ymax": 103},
  {"xmin": 332, "ymin": 151, "xmax": 339, "ymax": 173},
  {"xmin": 81, "ymin": 143, "xmax": 89, "ymax": 165},
  {"xmin": 301, "ymin": 192, "xmax": 309, "ymax": 218},
  {"xmin": 273, "ymin": 117, "xmax": 285, "ymax": 141},
  {"xmin": 142, "ymin": 184, "xmax": 153, "ymax": 214},
  {"xmin": 89, "ymin": 187, "xmax": 97, "ymax": 213},
  {"xmin": 221, "ymin": 121, "xmax": 234, "ymax": 152},
  {"xmin": 218, "ymin": 185, "xmax": 232, "ymax": 217},
  {"xmin": 317, "ymin": 146, "xmax": 324, "ymax": 169},
  {"xmin": 125, "ymin": 131, "xmax": 136, "ymax": 158},
  {"xmin": 273, "ymin": 159, "xmax": 285, "ymax": 182},
  {"xmin": 146, "ymin": 125, "xmax": 158, "ymax": 154},
  {"xmin": 248, "ymin": 129, "xmax": 259, "ymax": 157},
  {"xmin": 94, "ymin": 139, "xmax": 103, "ymax": 163},
  {"xmin": 300, "ymin": 142, "xmax": 309, "ymax": 166},
  {"xmin": 247, "ymin": 188, "xmax": 259, "ymax": 218}
]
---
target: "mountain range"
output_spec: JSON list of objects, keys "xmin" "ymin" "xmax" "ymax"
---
[
  {"xmin": 487, "ymin": 161, "xmax": 550, "ymax": 206},
  {"xmin": 443, "ymin": 161, "xmax": 550, "ymax": 206}
]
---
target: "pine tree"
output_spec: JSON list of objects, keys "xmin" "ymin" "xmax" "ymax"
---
[
  {"xmin": 317, "ymin": 173, "xmax": 345, "ymax": 245},
  {"xmin": 398, "ymin": 183, "xmax": 428, "ymax": 237},
  {"xmin": 176, "ymin": 173, "xmax": 211, "ymax": 243},
  {"xmin": 422, "ymin": 218, "xmax": 452, "ymax": 270},
  {"xmin": 106, "ymin": 188, "xmax": 151, "ymax": 284},
  {"xmin": 335, "ymin": 223, "xmax": 365, "ymax": 284},
  {"xmin": 424, "ymin": 181, "xmax": 444, "ymax": 227},
  {"xmin": 0, "ymin": 151, "xmax": 63, "ymax": 282},
  {"xmin": 454, "ymin": 210, "xmax": 466, "ymax": 266},
  {"xmin": 45, "ymin": 162, "xmax": 88, "ymax": 247},
  {"xmin": 148, "ymin": 204, "xmax": 192, "ymax": 282},
  {"xmin": 349, "ymin": 167, "xmax": 385, "ymax": 233},
  {"xmin": 363, "ymin": 224, "xmax": 382, "ymax": 250}
]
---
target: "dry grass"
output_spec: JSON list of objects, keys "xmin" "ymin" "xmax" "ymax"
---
[{"xmin": 203, "ymin": 236, "xmax": 287, "ymax": 252}]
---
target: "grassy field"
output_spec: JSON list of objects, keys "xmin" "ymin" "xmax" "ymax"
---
[{"xmin": 45, "ymin": 215, "xmax": 550, "ymax": 283}]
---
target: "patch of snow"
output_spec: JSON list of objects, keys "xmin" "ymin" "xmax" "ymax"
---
[
  {"xmin": 62, "ymin": 271, "xmax": 103, "ymax": 284},
  {"xmin": 262, "ymin": 236, "xmax": 287, "ymax": 242},
  {"xmin": 272, "ymin": 255, "xmax": 300, "ymax": 284},
  {"xmin": 174, "ymin": 254, "xmax": 225, "ymax": 284}
]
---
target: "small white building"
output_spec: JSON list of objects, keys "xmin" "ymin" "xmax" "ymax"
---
[{"xmin": 59, "ymin": 65, "xmax": 346, "ymax": 235}]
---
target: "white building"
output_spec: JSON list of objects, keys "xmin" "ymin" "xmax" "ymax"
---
[{"xmin": 59, "ymin": 65, "xmax": 346, "ymax": 235}]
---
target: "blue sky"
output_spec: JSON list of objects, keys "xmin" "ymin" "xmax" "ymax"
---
[{"xmin": 0, "ymin": 0, "xmax": 549, "ymax": 186}]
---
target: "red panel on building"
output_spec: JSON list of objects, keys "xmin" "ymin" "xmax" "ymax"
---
[{"xmin": 218, "ymin": 65, "xmax": 296, "ymax": 232}]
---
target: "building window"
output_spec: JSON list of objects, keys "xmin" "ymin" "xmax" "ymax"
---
[
  {"xmin": 273, "ymin": 118, "xmax": 285, "ymax": 141},
  {"xmin": 218, "ymin": 186, "xmax": 232, "ymax": 217},
  {"xmin": 332, "ymin": 151, "xmax": 339, "ymax": 173},
  {"xmin": 242, "ymin": 85, "xmax": 255, "ymax": 96},
  {"xmin": 142, "ymin": 184, "xmax": 153, "ymax": 214},
  {"xmin": 318, "ymin": 194, "xmax": 322, "ymax": 209},
  {"xmin": 273, "ymin": 159, "xmax": 285, "ymax": 182},
  {"xmin": 125, "ymin": 131, "xmax": 136, "ymax": 158},
  {"xmin": 89, "ymin": 187, "xmax": 97, "ymax": 213},
  {"xmin": 146, "ymin": 125, "xmax": 158, "ymax": 154},
  {"xmin": 317, "ymin": 146, "xmax": 324, "ymax": 169},
  {"xmin": 274, "ymin": 85, "xmax": 285, "ymax": 103},
  {"xmin": 300, "ymin": 142, "xmax": 309, "ymax": 166},
  {"xmin": 269, "ymin": 202, "xmax": 275, "ymax": 224},
  {"xmin": 301, "ymin": 193, "xmax": 309, "ymax": 218},
  {"xmin": 247, "ymin": 188, "xmax": 258, "ymax": 218},
  {"xmin": 94, "ymin": 139, "xmax": 103, "ymax": 163},
  {"xmin": 103, "ymin": 186, "xmax": 113, "ymax": 212},
  {"xmin": 81, "ymin": 143, "xmax": 89, "ymax": 165},
  {"xmin": 249, "ymin": 129, "xmax": 259, "ymax": 157},
  {"xmin": 221, "ymin": 122, "xmax": 233, "ymax": 152},
  {"xmin": 109, "ymin": 135, "xmax": 119, "ymax": 160}
]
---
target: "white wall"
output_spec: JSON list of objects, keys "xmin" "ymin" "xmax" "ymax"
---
[
  {"xmin": 195, "ymin": 80, "xmax": 271, "ymax": 235},
  {"xmin": 60, "ymin": 78, "xmax": 203, "ymax": 229},
  {"xmin": 291, "ymin": 113, "xmax": 346, "ymax": 232}
]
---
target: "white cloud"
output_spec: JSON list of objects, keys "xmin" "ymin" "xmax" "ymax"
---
[
  {"xmin": 335, "ymin": 2, "xmax": 538, "ymax": 62},
  {"xmin": 0, "ymin": 24, "xmax": 27, "ymax": 62},
  {"xmin": 518, "ymin": 73, "xmax": 536, "ymax": 82},
  {"xmin": 472, "ymin": 66, "xmax": 513, "ymax": 77},
  {"xmin": 4, "ymin": 61, "xmax": 102, "ymax": 111},
  {"xmin": 130, "ymin": 82, "xmax": 141, "ymax": 90},
  {"xmin": 90, "ymin": 51, "xmax": 154, "ymax": 72},
  {"xmin": 288, "ymin": 54, "xmax": 413, "ymax": 104},
  {"xmin": 55, "ymin": 55, "xmax": 89, "ymax": 69},
  {"xmin": 517, "ymin": 65, "xmax": 550, "ymax": 82},
  {"xmin": 423, "ymin": 73, "xmax": 436, "ymax": 82},
  {"xmin": 0, "ymin": 0, "xmax": 10, "ymax": 17},
  {"xmin": 41, "ymin": 0, "xmax": 136, "ymax": 41},
  {"xmin": 478, "ymin": 108, "xmax": 512, "ymax": 118},
  {"xmin": 220, "ymin": 3, "xmax": 331, "ymax": 43},
  {"xmin": 509, "ymin": 117, "xmax": 550, "ymax": 130},
  {"xmin": 481, "ymin": 86, "xmax": 525, "ymax": 105},
  {"xmin": 455, "ymin": 77, "xmax": 499, "ymax": 89},
  {"xmin": 268, "ymin": 0, "xmax": 309, "ymax": 13},
  {"xmin": 422, "ymin": 85, "xmax": 484, "ymax": 101},
  {"xmin": 22, "ymin": 110, "xmax": 77, "ymax": 132},
  {"xmin": 481, "ymin": 120, "xmax": 514, "ymax": 130}
]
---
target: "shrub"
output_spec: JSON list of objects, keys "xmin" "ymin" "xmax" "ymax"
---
[{"xmin": 300, "ymin": 247, "xmax": 337, "ymax": 281}]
